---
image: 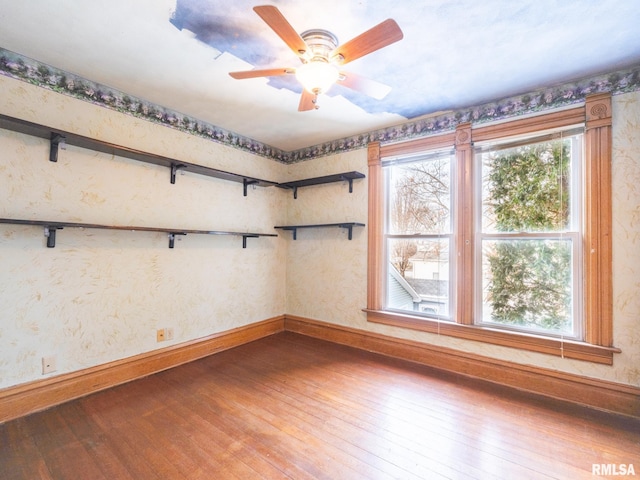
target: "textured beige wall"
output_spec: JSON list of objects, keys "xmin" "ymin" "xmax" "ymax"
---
[
  {"xmin": 282, "ymin": 151, "xmax": 369, "ymax": 323},
  {"xmin": 0, "ymin": 75, "xmax": 287, "ymax": 388},
  {"xmin": 1, "ymin": 71, "xmax": 638, "ymax": 391},
  {"xmin": 285, "ymin": 91, "xmax": 640, "ymax": 387}
]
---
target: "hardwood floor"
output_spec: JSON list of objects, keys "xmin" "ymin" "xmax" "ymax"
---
[{"xmin": 1, "ymin": 332, "xmax": 639, "ymax": 479}]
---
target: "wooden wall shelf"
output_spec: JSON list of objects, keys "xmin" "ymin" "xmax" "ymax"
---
[
  {"xmin": 274, "ymin": 222, "xmax": 365, "ymax": 240},
  {"xmin": 0, "ymin": 114, "xmax": 277, "ymax": 196},
  {"xmin": 0, "ymin": 218, "xmax": 277, "ymax": 249},
  {"xmin": 276, "ymin": 171, "xmax": 365, "ymax": 199}
]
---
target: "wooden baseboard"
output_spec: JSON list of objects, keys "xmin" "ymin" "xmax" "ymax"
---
[
  {"xmin": 0, "ymin": 316, "xmax": 284, "ymax": 424},
  {"xmin": 3, "ymin": 314, "xmax": 638, "ymax": 423},
  {"xmin": 284, "ymin": 315, "xmax": 640, "ymax": 419}
]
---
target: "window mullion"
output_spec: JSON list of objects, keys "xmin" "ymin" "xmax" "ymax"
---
[{"xmin": 455, "ymin": 123, "xmax": 474, "ymax": 325}]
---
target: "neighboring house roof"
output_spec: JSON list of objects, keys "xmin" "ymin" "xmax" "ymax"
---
[
  {"xmin": 406, "ymin": 278, "xmax": 449, "ymax": 299},
  {"xmin": 388, "ymin": 265, "xmax": 421, "ymax": 310}
]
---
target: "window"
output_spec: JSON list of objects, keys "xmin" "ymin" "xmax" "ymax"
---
[
  {"xmin": 384, "ymin": 151, "xmax": 453, "ymax": 317},
  {"xmin": 477, "ymin": 130, "xmax": 583, "ymax": 338},
  {"xmin": 366, "ymin": 94, "xmax": 617, "ymax": 364}
]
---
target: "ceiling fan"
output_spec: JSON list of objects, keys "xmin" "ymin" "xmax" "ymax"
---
[{"xmin": 229, "ymin": 5, "xmax": 404, "ymax": 111}]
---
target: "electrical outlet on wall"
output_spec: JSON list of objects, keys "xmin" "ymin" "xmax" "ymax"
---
[
  {"xmin": 157, "ymin": 328, "xmax": 165, "ymax": 342},
  {"xmin": 42, "ymin": 356, "xmax": 57, "ymax": 375},
  {"xmin": 165, "ymin": 327, "xmax": 174, "ymax": 340}
]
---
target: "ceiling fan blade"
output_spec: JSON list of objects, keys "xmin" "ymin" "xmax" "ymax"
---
[
  {"xmin": 337, "ymin": 71, "xmax": 392, "ymax": 100},
  {"xmin": 253, "ymin": 5, "xmax": 309, "ymax": 59},
  {"xmin": 330, "ymin": 19, "xmax": 403, "ymax": 65},
  {"xmin": 229, "ymin": 68, "xmax": 295, "ymax": 79},
  {"xmin": 298, "ymin": 90, "xmax": 318, "ymax": 111}
]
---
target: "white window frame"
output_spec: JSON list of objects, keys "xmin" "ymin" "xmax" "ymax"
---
[
  {"xmin": 473, "ymin": 128, "xmax": 584, "ymax": 340},
  {"xmin": 382, "ymin": 150, "xmax": 455, "ymax": 320}
]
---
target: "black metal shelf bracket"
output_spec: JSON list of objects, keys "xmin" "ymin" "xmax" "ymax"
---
[
  {"xmin": 292, "ymin": 186, "xmax": 299, "ymax": 200},
  {"xmin": 243, "ymin": 178, "xmax": 259, "ymax": 197},
  {"xmin": 170, "ymin": 164, "xmax": 186, "ymax": 184},
  {"xmin": 339, "ymin": 223, "xmax": 355, "ymax": 240},
  {"xmin": 242, "ymin": 234, "xmax": 259, "ymax": 248},
  {"xmin": 44, "ymin": 226, "xmax": 63, "ymax": 248},
  {"xmin": 168, "ymin": 232, "xmax": 187, "ymax": 248},
  {"xmin": 342, "ymin": 176, "xmax": 354, "ymax": 193},
  {"xmin": 49, "ymin": 133, "xmax": 66, "ymax": 162}
]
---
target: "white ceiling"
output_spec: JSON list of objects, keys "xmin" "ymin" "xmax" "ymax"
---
[{"xmin": 1, "ymin": 0, "xmax": 639, "ymax": 153}]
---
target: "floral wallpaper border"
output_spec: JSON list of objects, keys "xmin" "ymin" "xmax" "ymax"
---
[{"xmin": 1, "ymin": 47, "xmax": 639, "ymax": 164}]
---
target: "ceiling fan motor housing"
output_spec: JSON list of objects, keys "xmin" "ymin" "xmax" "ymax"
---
[{"xmin": 300, "ymin": 29, "xmax": 339, "ymax": 63}]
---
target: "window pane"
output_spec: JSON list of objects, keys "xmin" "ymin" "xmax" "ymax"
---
[
  {"xmin": 387, "ymin": 156, "xmax": 451, "ymax": 235},
  {"xmin": 480, "ymin": 135, "xmax": 579, "ymax": 233},
  {"xmin": 387, "ymin": 238, "xmax": 450, "ymax": 317},
  {"xmin": 481, "ymin": 239, "xmax": 574, "ymax": 336}
]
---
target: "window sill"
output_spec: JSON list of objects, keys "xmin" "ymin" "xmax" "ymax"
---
[{"xmin": 364, "ymin": 309, "xmax": 620, "ymax": 365}]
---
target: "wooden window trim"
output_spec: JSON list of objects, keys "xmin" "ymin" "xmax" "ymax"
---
[
  {"xmin": 367, "ymin": 142, "xmax": 384, "ymax": 311},
  {"xmin": 455, "ymin": 123, "xmax": 474, "ymax": 325},
  {"xmin": 366, "ymin": 95, "xmax": 616, "ymax": 364},
  {"xmin": 364, "ymin": 309, "xmax": 619, "ymax": 365},
  {"xmin": 584, "ymin": 93, "xmax": 613, "ymax": 347}
]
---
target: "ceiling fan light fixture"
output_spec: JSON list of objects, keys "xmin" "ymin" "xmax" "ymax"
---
[
  {"xmin": 230, "ymin": 6, "xmax": 404, "ymax": 111},
  {"xmin": 295, "ymin": 61, "xmax": 339, "ymax": 95}
]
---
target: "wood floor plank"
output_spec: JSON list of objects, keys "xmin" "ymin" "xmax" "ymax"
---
[
  {"xmin": 215, "ymin": 336, "xmax": 560, "ymax": 479},
  {"xmin": 161, "ymin": 373, "xmax": 321, "ymax": 479},
  {"xmin": 259, "ymin": 333, "xmax": 640, "ymax": 476},
  {"xmin": 156, "ymin": 358, "xmax": 322, "ymax": 479},
  {"xmin": 208, "ymin": 366, "xmax": 411, "ymax": 479},
  {"xmin": 153, "ymin": 397, "xmax": 288, "ymax": 479},
  {"xmin": 213, "ymin": 348, "xmax": 479, "ymax": 479},
  {"xmin": 78, "ymin": 381, "xmax": 204, "ymax": 479},
  {"xmin": 1, "ymin": 332, "xmax": 639, "ymax": 479},
  {"xmin": 0, "ymin": 418, "xmax": 54, "ymax": 480},
  {"xmin": 16, "ymin": 409, "xmax": 108, "ymax": 480},
  {"xmin": 215, "ymin": 339, "xmax": 514, "ymax": 470},
  {"xmin": 55, "ymin": 402, "xmax": 137, "ymax": 480},
  {"xmin": 176, "ymin": 370, "xmax": 349, "ymax": 479}
]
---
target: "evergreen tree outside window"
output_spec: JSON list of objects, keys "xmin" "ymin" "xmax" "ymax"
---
[{"xmin": 477, "ymin": 130, "xmax": 583, "ymax": 338}]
